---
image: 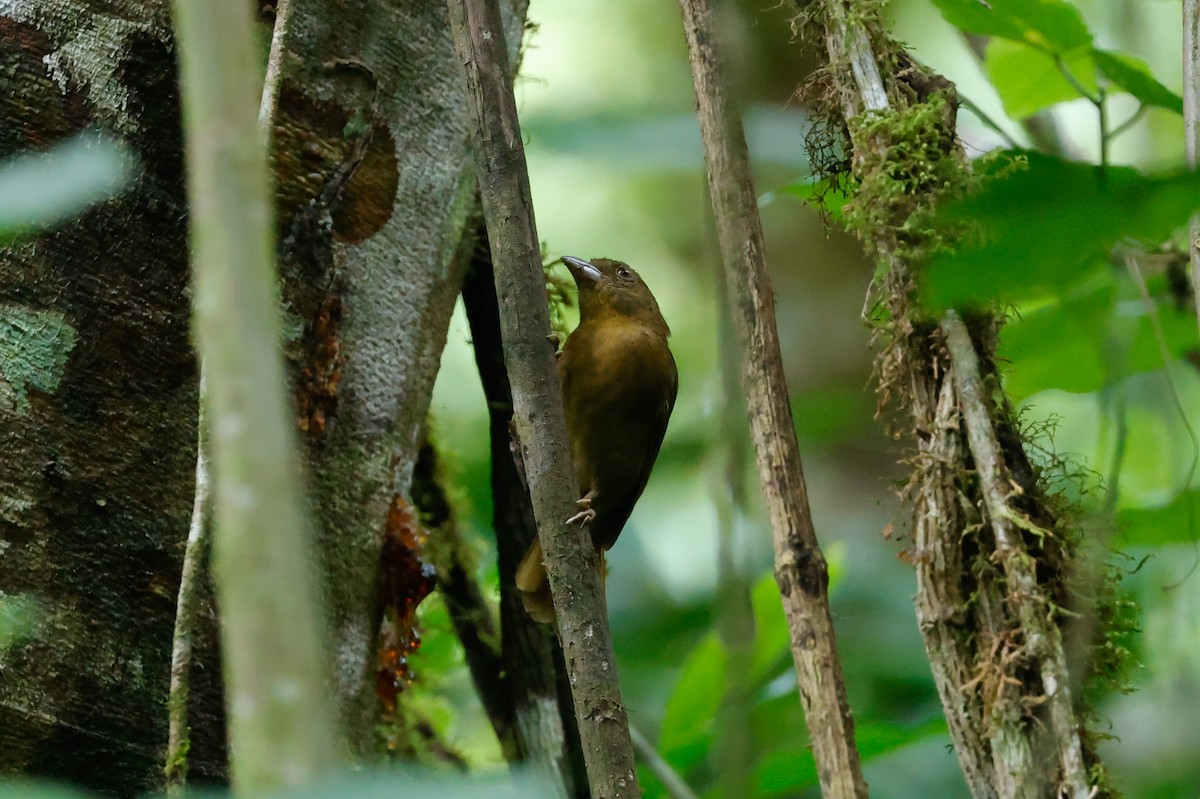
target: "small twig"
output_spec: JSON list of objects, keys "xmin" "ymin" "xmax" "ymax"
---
[
  {"xmin": 164, "ymin": 365, "xmax": 211, "ymax": 792},
  {"xmin": 449, "ymin": 1, "xmax": 640, "ymax": 794},
  {"xmin": 257, "ymin": 0, "xmax": 292, "ymax": 136},
  {"xmin": 1123, "ymin": 252, "xmax": 1199, "ymax": 585},
  {"xmin": 961, "ymin": 32, "xmax": 1074, "ymax": 157},
  {"xmin": 1108, "ymin": 105, "xmax": 1146, "ymax": 142},
  {"xmin": 412, "ymin": 438, "xmax": 515, "ymax": 757},
  {"xmin": 958, "ymin": 96, "xmax": 1021, "ymax": 150},
  {"xmin": 630, "ymin": 725, "xmax": 702, "ymax": 799},
  {"xmin": 1097, "ymin": 87, "xmax": 1110, "ymax": 173},
  {"xmin": 679, "ymin": 1, "xmax": 867, "ymax": 797},
  {"xmin": 1185, "ymin": 0, "xmax": 1200, "ymax": 339}
]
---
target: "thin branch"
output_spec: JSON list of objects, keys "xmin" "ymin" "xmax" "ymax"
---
[
  {"xmin": 679, "ymin": 1, "xmax": 867, "ymax": 797},
  {"xmin": 1108, "ymin": 105, "xmax": 1146, "ymax": 142},
  {"xmin": 172, "ymin": 0, "xmax": 341, "ymax": 791},
  {"xmin": 961, "ymin": 32, "xmax": 1075, "ymax": 157},
  {"xmin": 461, "ymin": 228, "xmax": 581, "ymax": 797},
  {"xmin": 1186, "ymin": 0, "xmax": 1200, "ymax": 339},
  {"xmin": 164, "ymin": 364, "xmax": 210, "ymax": 792},
  {"xmin": 411, "ymin": 437, "xmax": 514, "ymax": 758},
  {"xmin": 448, "ymin": 1, "xmax": 640, "ymax": 795},
  {"xmin": 630, "ymin": 725, "xmax": 701, "ymax": 799},
  {"xmin": 257, "ymin": 0, "xmax": 292, "ymax": 138},
  {"xmin": 942, "ymin": 311, "xmax": 1092, "ymax": 799},
  {"xmin": 958, "ymin": 96, "xmax": 1021, "ymax": 150}
]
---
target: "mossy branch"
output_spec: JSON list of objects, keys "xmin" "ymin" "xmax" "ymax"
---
[{"xmin": 943, "ymin": 312, "xmax": 1091, "ymax": 799}]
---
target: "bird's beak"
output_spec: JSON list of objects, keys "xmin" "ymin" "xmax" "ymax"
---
[{"xmin": 562, "ymin": 255, "xmax": 602, "ymax": 284}]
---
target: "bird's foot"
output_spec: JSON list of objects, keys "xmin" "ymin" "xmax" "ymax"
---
[{"xmin": 566, "ymin": 496, "xmax": 595, "ymax": 527}]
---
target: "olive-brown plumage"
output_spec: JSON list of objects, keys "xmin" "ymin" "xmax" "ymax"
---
[{"xmin": 516, "ymin": 256, "xmax": 678, "ymax": 622}]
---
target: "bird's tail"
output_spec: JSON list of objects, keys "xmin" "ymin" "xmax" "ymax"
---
[
  {"xmin": 515, "ymin": 537, "xmax": 608, "ymax": 624},
  {"xmin": 516, "ymin": 537, "xmax": 555, "ymax": 623}
]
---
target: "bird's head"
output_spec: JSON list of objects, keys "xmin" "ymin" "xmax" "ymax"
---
[{"xmin": 561, "ymin": 256, "xmax": 669, "ymax": 335}]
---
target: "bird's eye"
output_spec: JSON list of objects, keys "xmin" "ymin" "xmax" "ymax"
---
[{"xmin": 616, "ymin": 266, "xmax": 632, "ymax": 280}]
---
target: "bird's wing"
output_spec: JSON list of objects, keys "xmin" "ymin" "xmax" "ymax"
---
[{"xmin": 593, "ymin": 352, "xmax": 678, "ymax": 551}]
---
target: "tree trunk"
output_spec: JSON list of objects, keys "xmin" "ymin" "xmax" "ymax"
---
[
  {"xmin": 1, "ymin": 0, "xmax": 530, "ymax": 790},
  {"xmin": 268, "ymin": 0, "xmax": 529, "ymax": 754},
  {"xmin": 0, "ymin": 3, "xmax": 226, "ymax": 793}
]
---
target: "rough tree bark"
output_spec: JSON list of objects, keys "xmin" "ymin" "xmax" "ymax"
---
[
  {"xmin": 239, "ymin": 0, "xmax": 528, "ymax": 755},
  {"xmin": 0, "ymin": 0, "xmax": 531, "ymax": 791},
  {"xmin": 0, "ymin": 3, "xmax": 226, "ymax": 793}
]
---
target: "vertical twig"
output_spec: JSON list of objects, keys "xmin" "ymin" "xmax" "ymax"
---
[
  {"xmin": 172, "ymin": 0, "xmax": 342, "ymax": 791},
  {"xmin": 164, "ymin": 365, "xmax": 210, "ymax": 792},
  {"xmin": 1185, "ymin": 0, "xmax": 1200, "ymax": 338},
  {"xmin": 461, "ymin": 228, "xmax": 582, "ymax": 798},
  {"xmin": 677, "ymin": 1, "xmax": 867, "ymax": 797},
  {"xmin": 257, "ymin": 0, "xmax": 292, "ymax": 135},
  {"xmin": 448, "ymin": 1, "xmax": 641, "ymax": 795}
]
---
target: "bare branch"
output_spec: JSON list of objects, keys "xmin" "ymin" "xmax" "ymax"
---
[
  {"xmin": 461, "ymin": 224, "xmax": 583, "ymax": 797},
  {"xmin": 165, "ymin": 366, "xmax": 211, "ymax": 792},
  {"xmin": 448, "ymin": 0, "xmax": 640, "ymax": 795},
  {"xmin": 678, "ymin": 1, "xmax": 867, "ymax": 796}
]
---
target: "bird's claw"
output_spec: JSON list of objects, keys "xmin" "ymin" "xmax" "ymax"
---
[{"xmin": 566, "ymin": 496, "xmax": 595, "ymax": 527}]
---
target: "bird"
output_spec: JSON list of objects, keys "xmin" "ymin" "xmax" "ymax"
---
[{"xmin": 515, "ymin": 255, "xmax": 678, "ymax": 623}]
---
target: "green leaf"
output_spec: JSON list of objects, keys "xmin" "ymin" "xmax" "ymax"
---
[
  {"xmin": 1117, "ymin": 489, "xmax": 1200, "ymax": 546},
  {"xmin": 752, "ymin": 719, "xmax": 949, "ymax": 797},
  {"xmin": 985, "ymin": 40, "xmax": 1097, "ymax": 118},
  {"xmin": 1000, "ymin": 288, "xmax": 1113, "ymax": 399},
  {"xmin": 930, "ymin": 0, "xmax": 1092, "ymax": 53},
  {"xmin": 923, "ymin": 153, "xmax": 1200, "ymax": 310},
  {"xmin": 0, "ymin": 134, "xmax": 131, "ymax": 239},
  {"xmin": 1092, "ymin": 49, "xmax": 1184, "ymax": 115},
  {"xmin": 658, "ymin": 634, "xmax": 724, "ymax": 771}
]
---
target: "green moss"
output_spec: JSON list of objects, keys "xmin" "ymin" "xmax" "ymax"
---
[
  {"xmin": 0, "ymin": 304, "xmax": 76, "ymax": 416},
  {"xmin": 841, "ymin": 95, "xmax": 965, "ymax": 266}
]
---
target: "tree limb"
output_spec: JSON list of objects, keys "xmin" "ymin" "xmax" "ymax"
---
[
  {"xmin": 461, "ymin": 224, "xmax": 584, "ymax": 798},
  {"xmin": 942, "ymin": 312, "xmax": 1091, "ymax": 799},
  {"xmin": 677, "ymin": 1, "xmax": 867, "ymax": 796},
  {"xmin": 448, "ymin": 1, "xmax": 640, "ymax": 795}
]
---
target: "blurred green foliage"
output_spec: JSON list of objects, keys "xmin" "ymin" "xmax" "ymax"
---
[{"xmin": 422, "ymin": 1, "xmax": 1200, "ymax": 798}]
